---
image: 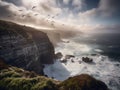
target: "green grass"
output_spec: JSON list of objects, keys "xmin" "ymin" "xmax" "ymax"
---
[
  {"xmin": 0, "ymin": 61, "xmax": 108, "ymax": 90},
  {"xmin": 0, "ymin": 66, "xmax": 58, "ymax": 90}
]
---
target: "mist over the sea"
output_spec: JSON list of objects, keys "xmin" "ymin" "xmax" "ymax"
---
[{"xmin": 44, "ymin": 31, "xmax": 120, "ymax": 90}]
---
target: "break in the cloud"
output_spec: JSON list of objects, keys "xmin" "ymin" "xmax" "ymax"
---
[{"xmin": 0, "ymin": 0, "xmax": 120, "ymax": 32}]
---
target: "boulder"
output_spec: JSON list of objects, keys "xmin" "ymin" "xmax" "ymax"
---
[
  {"xmin": 60, "ymin": 59, "xmax": 67, "ymax": 63},
  {"xmin": 65, "ymin": 55, "xmax": 75, "ymax": 59},
  {"xmin": 91, "ymin": 54, "xmax": 97, "ymax": 56},
  {"xmin": 55, "ymin": 52, "xmax": 63, "ymax": 59},
  {"xmin": 82, "ymin": 57, "xmax": 93, "ymax": 63},
  {"xmin": 59, "ymin": 74, "xmax": 108, "ymax": 90}
]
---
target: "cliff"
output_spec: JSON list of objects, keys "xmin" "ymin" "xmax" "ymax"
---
[{"xmin": 0, "ymin": 20, "xmax": 55, "ymax": 75}]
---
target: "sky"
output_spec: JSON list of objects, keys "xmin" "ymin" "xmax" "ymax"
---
[{"xmin": 0, "ymin": 0, "xmax": 120, "ymax": 32}]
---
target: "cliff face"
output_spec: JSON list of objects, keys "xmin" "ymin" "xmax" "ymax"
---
[{"xmin": 0, "ymin": 20, "xmax": 55, "ymax": 74}]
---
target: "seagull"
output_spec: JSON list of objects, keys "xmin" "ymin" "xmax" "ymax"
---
[
  {"xmin": 19, "ymin": 10, "xmax": 23, "ymax": 11},
  {"xmin": 34, "ymin": 14, "xmax": 38, "ymax": 16},
  {"xmin": 22, "ymin": 15, "xmax": 25, "ymax": 17},
  {"xmin": 32, "ymin": 6, "xmax": 36, "ymax": 9},
  {"xmin": 7, "ymin": 15, "xmax": 11, "ymax": 17}
]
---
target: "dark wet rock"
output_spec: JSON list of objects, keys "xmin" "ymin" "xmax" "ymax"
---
[
  {"xmin": 55, "ymin": 52, "xmax": 63, "ymax": 59},
  {"xmin": 59, "ymin": 74, "xmax": 108, "ymax": 90},
  {"xmin": 0, "ymin": 20, "xmax": 55, "ymax": 75},
  {"xmin": 60, "ymin": 59, "xmax": 67, "ymax": 63},
  {"xmin": 91, "ymin": 54, "xmax": 97, "ymax": 56},
  {"xmin": 115, "ymin": 64, "xmax": 120, "ymax": 66},
  {"xmin": 82, "ymin": 57, "xmax": 93, "ymax": 63},
  {"xmin": 0, "ymin": 59, "xmax": 8, "ymax": 70},
  {"xmin": 65, "ymin": 55, "xmax": 75, "ymax": 59},
  {"xmin": 63, "ymin": 40, "xmax": 70, "ymax": 43},
  {"xmin": 71, "ymin": 59, "xmax": 74, "ymax": 63}
]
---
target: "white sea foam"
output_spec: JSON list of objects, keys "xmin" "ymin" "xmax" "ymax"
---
[{"xmin": 44, "ymin": 40, "xmax": 120, "ymax": 90}]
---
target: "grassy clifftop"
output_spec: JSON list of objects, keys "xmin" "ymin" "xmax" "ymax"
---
[
  {"xmin": 0, "ymin": 59, "xmax": 59, "ymax": 90},
  {"xmin": 0, "ymin": 59, "xmax": 109, "ymax": 90}
]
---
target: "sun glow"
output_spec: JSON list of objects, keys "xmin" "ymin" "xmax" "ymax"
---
[{"xmin": 22, "ymin": 0, "xmax": 44, "ymax": 7}]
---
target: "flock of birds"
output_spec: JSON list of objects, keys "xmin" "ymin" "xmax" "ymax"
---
[{"xmin": 7, "ymin": 5, "xmax": 65, "ymax": 28}]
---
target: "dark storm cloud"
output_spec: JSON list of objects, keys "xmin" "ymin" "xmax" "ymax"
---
[
  {"xmin": 2, "ymin": 0, "xmax": 23, "ymax": 6},
  {"xmin": 0, "ymin": 3, "xmax": 12, "ymax": 19},
  {"xmin": 99, "ymin": 0, "xmax": 120, "ymax": 14},
  {"xmin": 96, "ymin": 0, "xmax": 120, "ymax": 23},
  {"xmin": 84, "ymin": 0, "xmax": 100, "ymax": 10},
  {"xmin": 56, "ymin": 0, "xmax": 84, "ymax": 14},
  {"xmin": 0, "ymin": 0, "xmax": 119, "ymax": 31}
]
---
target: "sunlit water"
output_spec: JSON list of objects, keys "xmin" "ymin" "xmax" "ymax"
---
[{"xmin": 44, "ymin": 34, "xmax": 120, "ymax": 90}]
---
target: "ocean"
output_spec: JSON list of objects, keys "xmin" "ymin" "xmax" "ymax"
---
[{"xmin": 44, "ymin": 32, "xmax": 120, "ymax": 90}]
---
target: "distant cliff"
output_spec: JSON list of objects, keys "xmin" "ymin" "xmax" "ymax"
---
[{"xmin": 0, "ymin": 20, "xmax": 55, "ymax": 75}]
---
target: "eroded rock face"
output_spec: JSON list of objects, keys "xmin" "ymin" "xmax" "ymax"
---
[{"xmin": 0, "ymin": 20, "xmax": 55, "ymax": 75}]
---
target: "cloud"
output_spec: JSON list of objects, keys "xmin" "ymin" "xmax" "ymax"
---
[
  {"xmin": 0, "ymin": 0, "xmax": 119, "ymax": 33},
  {"xmin": 0, "ymin": 0, "xmax": 63, "ymax": 29},
  {"xmin": 2, "ymin": 0, "xmax": 23, "ymax": 6},
  {"xmin": 98, "ymin": 0, "xmax": 120, "ymax": 17},
  {"xmin": 77, "ymin": 0, "xmax": 120, "ymax": 25},
  {"xmin": 72, "ymin": 0, "xmax": 82, "ymax": 6},
  {"xmin": 63, "ymin": 0, "xmax": 69, "ymax": 4}
]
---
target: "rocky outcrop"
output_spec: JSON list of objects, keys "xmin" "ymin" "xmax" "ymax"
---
[
  {"xmin": 82, "ymin": 57, "xmax": 93, "ymax": 63},
  {"xmin": 55, "ymin": 52, "xmax": 63, "ymax": 59},
  {"xmin": 65, "ymin": 55, "xmax": 75, "ymax": 59},
  {"xmin": 59, "ymin": 74, "xmax": 108, "ymax": 90},
  {"xmin": 0, "ymin": 20, "xmax": 55, "ymax": 75}
]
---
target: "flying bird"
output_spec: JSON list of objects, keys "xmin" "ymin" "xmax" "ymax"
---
[
  {"xmin": 7, "ymin": 15, "xmax": 11, "ymax": 17},
  {"xmin": 34, "ymin": 14, "xmax": 38, "ymax": 16},
  {"xmin": 22, "ymin": 15, "xmax": 25, "ymax": 17},
  {"xmin": 32, "ymin": 6, "xmax": 36, "ymax": 9},
  {"xmin": 19, "ymin": 10, "xmax": 23, "ymax": 11},
  {"xmin": 47, "ymin": 14, "xmax": 50, "ymax": 17}
]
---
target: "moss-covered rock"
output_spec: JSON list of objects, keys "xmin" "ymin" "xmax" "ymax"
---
[
  {"xmin": 59, "ymin": 74, "xmax": 108, "ymax": 90},
  {"xmin": 0, "ymin": 73, "xmax": 58, "ymax": 90},
  {"xmin": 0, "ymin": 60, "xmax": 58, "ymax": 90},
  {"xmin": 0, "ymin": 60, "xmax": 108, "ymax": 90}
]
